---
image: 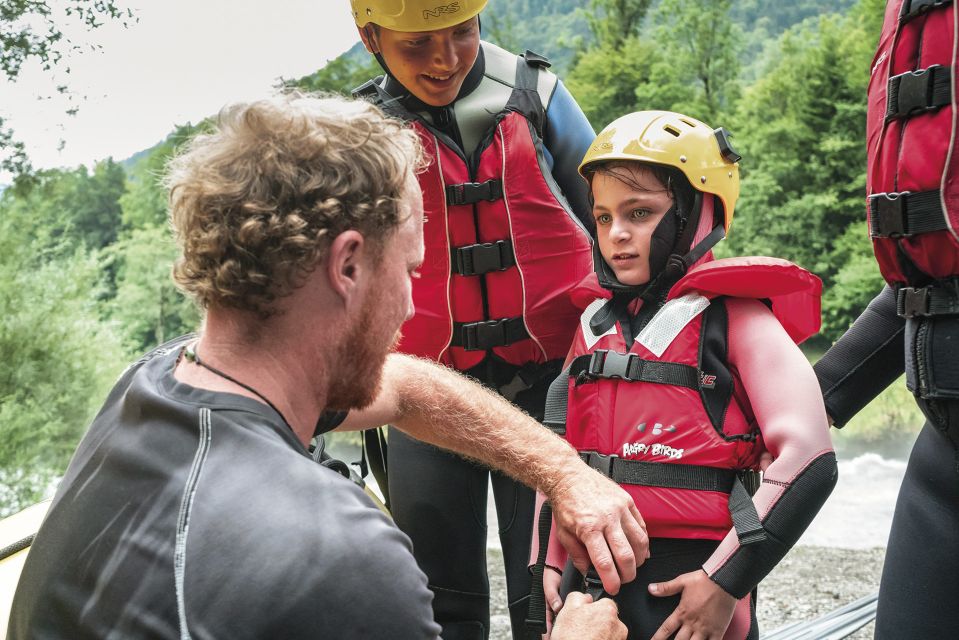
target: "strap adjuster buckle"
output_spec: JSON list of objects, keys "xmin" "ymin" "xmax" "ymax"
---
[
  {"xmin": 462, "ymin": 319, "xmax": 508, "ymax": 350},
  {"xmin": 451, "ymin": 240, "xmax": 515, "ymax": 276},
  {"xmin": 445, "ymin": 179, "xmax": 504, "ymax": 206},
  {"xmin": 898, "ymin": 286, "xmax": 931, "ymax": 318},
  {"xmin": 900, "ymin": 0, "xmax": 950, "ymax": 22},
  {"xmin": 588, "ymin": 350, "xmax": 636, "ymax": 380},
  {"xmin": 872, "ymin": 192, "xmax": 910, "ymax": 237},
  {"xmin": 583, "ymin": 451, "xmax": 617, "ymax": 477}
]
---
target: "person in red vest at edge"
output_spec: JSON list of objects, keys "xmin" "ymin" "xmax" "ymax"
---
[
  {"xmin": 526, "ymin": 111, "xmax": 839, "ymax": 640},
  {"xmin": 812, "ymin": 1, "xmax": 959, "ymax": 636},
  {"xmin": 347, "ymin": 1, "xmax": 595, "ymax": 638}
]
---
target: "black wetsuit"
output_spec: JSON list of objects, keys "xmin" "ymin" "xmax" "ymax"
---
[
  {"xmin": 362, "ymin": 41, "xmax": 595, "ymax": 640},
  {"xmin": 8, "ymin": 337, "xmax": 441, "ymax": 639},
  {"xmin": 815, "ymin": 285, "xmax": 959, "ymax": 637}
]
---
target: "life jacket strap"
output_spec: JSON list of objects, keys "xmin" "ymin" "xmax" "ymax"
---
[
  {"xmin": 580, "ymin": 451, "xmax": 766, "ymax": 546},
  {"xmin": 444, "ymin": 178, "xmax": 503, "ymax": 205},
  {"xmin": 451, "ymin": 317, "xmax": 529, "ymax": 351},
  {"xmin": 451, "ymin": 240, "xmax": 515, "ymax": 276},
  {"xmin": 900, "ymin": 0, "xmax": 953, "ymax": 23},
  {"xmin": 569, "ymin": 350, "xmax": 700, "ymax": 390},
  {"xmin": 868, "ymin": 189, "xmax": 948, "ymax": 237},
  {"xmin": 525, "ymin": 501, "xmax": 553, "ymax": 637},
  {"xmin": 886, "ymin": 64, "xmax": 952, "ymax": 120},
  {"xmin": 897, "ymin": 280, "xmax": 959, "ymax": 317}
]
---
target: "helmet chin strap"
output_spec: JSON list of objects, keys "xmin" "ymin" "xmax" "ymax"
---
[{"xmin": 590, "ymin": 193, "xmax": 726, "ymax": 337}]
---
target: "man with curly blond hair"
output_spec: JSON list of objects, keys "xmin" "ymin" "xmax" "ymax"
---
[{"xmin": 8, "ymin": 93, "xmax": 636, "ymax": 640}]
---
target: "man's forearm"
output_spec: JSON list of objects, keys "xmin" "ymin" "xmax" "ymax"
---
[{"xmin": 386, "ymin": 355, "xmax": 582, "ymax": 498}]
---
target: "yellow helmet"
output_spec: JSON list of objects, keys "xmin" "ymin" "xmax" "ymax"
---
[
  {"xmin": 350, "ymin": 0, "xmax": 487, "ymax": 32},
  {"xmin": 579, "ymin": 110, "xmax": 741, "ymax": 230}
]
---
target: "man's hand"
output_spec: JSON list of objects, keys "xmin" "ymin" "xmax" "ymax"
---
[
  {"xmin": 547, "ymin": 468, "xmax": 649, "ymax": 595},
  {"xmin": 648, "ymin": 569, "xmax": 737, "ymax": 640},
  {"xmin": 550, "ymin": 592, "xmax": 626, "ymax": 640}
]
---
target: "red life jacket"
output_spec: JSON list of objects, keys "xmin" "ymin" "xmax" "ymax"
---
[
  {"xmin": 356, "ymin": 50, "xmax": 592, "ymax": 371},
  {"xmin": 867, "ymin": 0, "xmax": 959, "ymax": 293},
  {"xmin": 555, "ymin": 257, "xmax": 821, "ymax": 539}
]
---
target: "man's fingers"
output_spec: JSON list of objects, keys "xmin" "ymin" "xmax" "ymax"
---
[
  {"xmin": 648, "ymin": 575, "xmax": 685, "ymax": 597},
  {"xmin": 561, "ymin": 591, "xmax": 593, "ymax": 608},
  {"xmin": 624, "ymin": 504, "xmax": 650, "ymax": 561},
  {"xmin": 604, "ymin": 526, "xmax": 637, "ymax": 584},
  {"xmin": 582, "ymin": 530, "xmax": 622, "ymax": 595}
]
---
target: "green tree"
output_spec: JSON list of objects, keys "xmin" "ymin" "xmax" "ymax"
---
[
  {"xmin": 1, "ymin": 0, "xmax": 134, "ymax": 176},
  {"xmin": 647, "ymin": 0, "xmax": 742, "ymax": 123},
  {"xmin": 106, "ymin": 226, "xmax": 201, "ymax": 355},
  {"xmin": 0, "ymin": 188, "xmax": 127, "ymax": 514},
  {"xmin": 584, "ymin": 0, "xmax": 652, "ymax": 49}
]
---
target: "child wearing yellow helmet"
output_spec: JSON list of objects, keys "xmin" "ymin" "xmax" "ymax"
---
[
  {"xmin": 348, "ymin": 3, "xmax": 597, "ymax": 640},
  {"xmin": 529, "ymin": 111, "xmax": 837, "ymax": 640}
]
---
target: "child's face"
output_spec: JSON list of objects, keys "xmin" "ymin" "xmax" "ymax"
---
[
  {"xmin": 361, "ymin": 17, "xmax": 481, "ymax": 107},
  {"xmin": 591, "ymin": 166, "xmax": 673, "ymax": 286}
]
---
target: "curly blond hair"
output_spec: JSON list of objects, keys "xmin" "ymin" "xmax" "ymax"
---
[{"xmin": 166, "ymin": 92, "xmax": 423, "ymax": 318}]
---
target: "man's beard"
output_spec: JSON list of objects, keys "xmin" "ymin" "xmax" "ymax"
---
[{"xmin": 325, "ymin": 286, "xmax": 400, "ymax": 412}]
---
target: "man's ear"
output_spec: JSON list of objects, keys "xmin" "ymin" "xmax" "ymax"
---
[
  {"xmin": 327, "ymin": 230, "xmax": 368, "ymax": 304},
  {"xmin": 357, "ymin": 25, "xmax": 380, "ymax": 54}
]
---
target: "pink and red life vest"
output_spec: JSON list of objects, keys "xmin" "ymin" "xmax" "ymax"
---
[
  {"xmin": 560, "ymin": 257, "xmax": 821, "ymax": 539},
  {"xmin": 867, "ymin": 0, "xmax": 959, "ymax": 286}
]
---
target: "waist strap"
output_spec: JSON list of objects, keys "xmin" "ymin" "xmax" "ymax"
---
[
  {"xmin": 868, "ymin": 190, "xmax": 948, "ymax": 238},
  {"xmin": 897, "ymin": 282, "xmax": 959, "ymax": 318},
  {"xmin": 451, "ymin": 240, "xmax": 515, "ymax": 276},
  {"xmin": 569, "ymin": 351, "xmax": 700, "ymax": 390},
  {"xmin": 580, "ymin": 451, "xmax": 766, "ymax": 546}
]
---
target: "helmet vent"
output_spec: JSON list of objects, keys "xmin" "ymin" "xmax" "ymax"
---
[
  {"xmin": 663, "ymin": 125, "xmax": 681, "ymax": 137},
  {"xmin": 680, "ymin": 118, "xmax": 697, "ymax": 128}
]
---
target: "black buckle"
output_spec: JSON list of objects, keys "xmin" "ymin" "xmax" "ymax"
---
[
  {"xmin": 445, "ymin": 179, "xmax": 504, "ymax": 206},
  {"xmin": 900, "ymin": 0, "xmax": 951, "ymax": 22},
  {"xmin": 451, "ymin": 240, "xmax": 514, "ymax": 276},
  {"xmin": 872, "ymin": 192, "xmax": 910, "ymax": 237},
  {"xmin": 888, "ymin": 65, "xmax": 944, "ymax": 118},
  {"xmin": 899, "ymin": 287, "xmax": 931, "ymax": 318},
  {"xmin": 588, "ymin": 350, "xmax": 635, "ymax": 380},
  {"xmin": 463, "ymin": 319, "xmax": 508, "ymax": 350},
  {"xmin": 584, "ymin": 452, "xmax": 617, "ymax": 477}
]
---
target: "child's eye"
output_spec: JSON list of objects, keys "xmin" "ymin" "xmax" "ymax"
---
[
  {"xmin": 631, "ymin": 209, "xmax": 651, "ymax": 220},
  {"xmin": 595, "ymin": 213, "xmax": 612, "ymax": 225}
]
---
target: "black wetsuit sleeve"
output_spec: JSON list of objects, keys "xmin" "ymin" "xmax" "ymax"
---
[
  {"xmin": 814, "ymin": 285, "xmax": 905, "ymax": 427},
  {"xmin": 543, "ymin": 79, "xmax": 595, "ymax": 233},
  {"xmin": 708, "ymin": 452, "xmax": 838, "ymax": 599}
]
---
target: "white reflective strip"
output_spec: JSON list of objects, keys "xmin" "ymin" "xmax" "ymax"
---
[
  {"xmin": 637, "ymin": 294, "xmax": 711, "ymax": 357},
  {"xmin": 175, "ymin": 408, "xmax": 212, "ymax": 640},
  {"xmin": 581, "ymin": 298, "xmax": 617, "ymax": 350}
]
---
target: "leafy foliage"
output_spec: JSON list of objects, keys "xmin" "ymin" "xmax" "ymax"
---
[{"xmin": 1, "ymin": 0, "xmax": 134, "ymax": 177}]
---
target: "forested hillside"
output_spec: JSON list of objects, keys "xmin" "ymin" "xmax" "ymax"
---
[{"xmin": 0, "ymin": 0, "xmax": 895, "ymax": 513}]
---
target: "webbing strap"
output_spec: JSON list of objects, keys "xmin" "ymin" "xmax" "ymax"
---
[
  {"xmin": 525, "ymin": 502, "xmax": 553, "ymax": 637},
  {"xmin": 581, "ymin": 452, "xmax": 766, "ymax": 546},
  {"xmin": 445, "ymin": 179, "xmax": 503, "ymax": 206},
  {"xmin": 896, "ymin": 282, "xmax": 959, "ymax": 317},
  {"xmin": 886, "ymin": 65, "xmax": 952, "ymax": 120},
  {"xmin": 451, "ymin": 317, "xmax": 529, "ymax": 351},
  {"xmin": 568, "ymin": 351, "xmax": 700, "ymax": 390},
  {"xmin": 728, "ymin": 477, "xmax": 767, "ymax": 545},
  {"xmin": 900, "ymin": 0, "xmax": 952, "ymax": 22},
  {"xmin": 451, "ymin": 240, "xmax": 515, "ymax": 276},
  {"xmin": 868, "ymin": 190, "xmax": 948, "ymax": 237},
  {"xmin": 543, "ymin": 366, "xmax": 571, "ymax": 435},
  {"xmin": 580, "ymin": 452, "xmax": 737, "ymax": 492}
]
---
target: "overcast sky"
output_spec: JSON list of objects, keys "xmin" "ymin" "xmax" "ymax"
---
[{"xmin": 2, "ymin": 0, "xmax": 362, "ymax": 179}]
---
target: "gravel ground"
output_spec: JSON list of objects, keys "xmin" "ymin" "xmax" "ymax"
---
[{"xmin": 487, "ymin": 545, "xmax": 885, "ymax": 639}]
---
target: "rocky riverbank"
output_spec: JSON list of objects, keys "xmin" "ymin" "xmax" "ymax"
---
[{"xmin": 488, "ymin": 545, "xmax": 885, "ymax": 639}]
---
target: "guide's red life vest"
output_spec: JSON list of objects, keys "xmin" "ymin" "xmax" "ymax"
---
[
  {"xmin": 562, "ymin": 257, "xmax": 821, "ymax": 539},
  {"xmin": 867, "ymin": 0, "xmax": 959, "ymax": 285},
  {"xmin": 399, "ymin": 113, "xmax": 593, "ymax": 371}
]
